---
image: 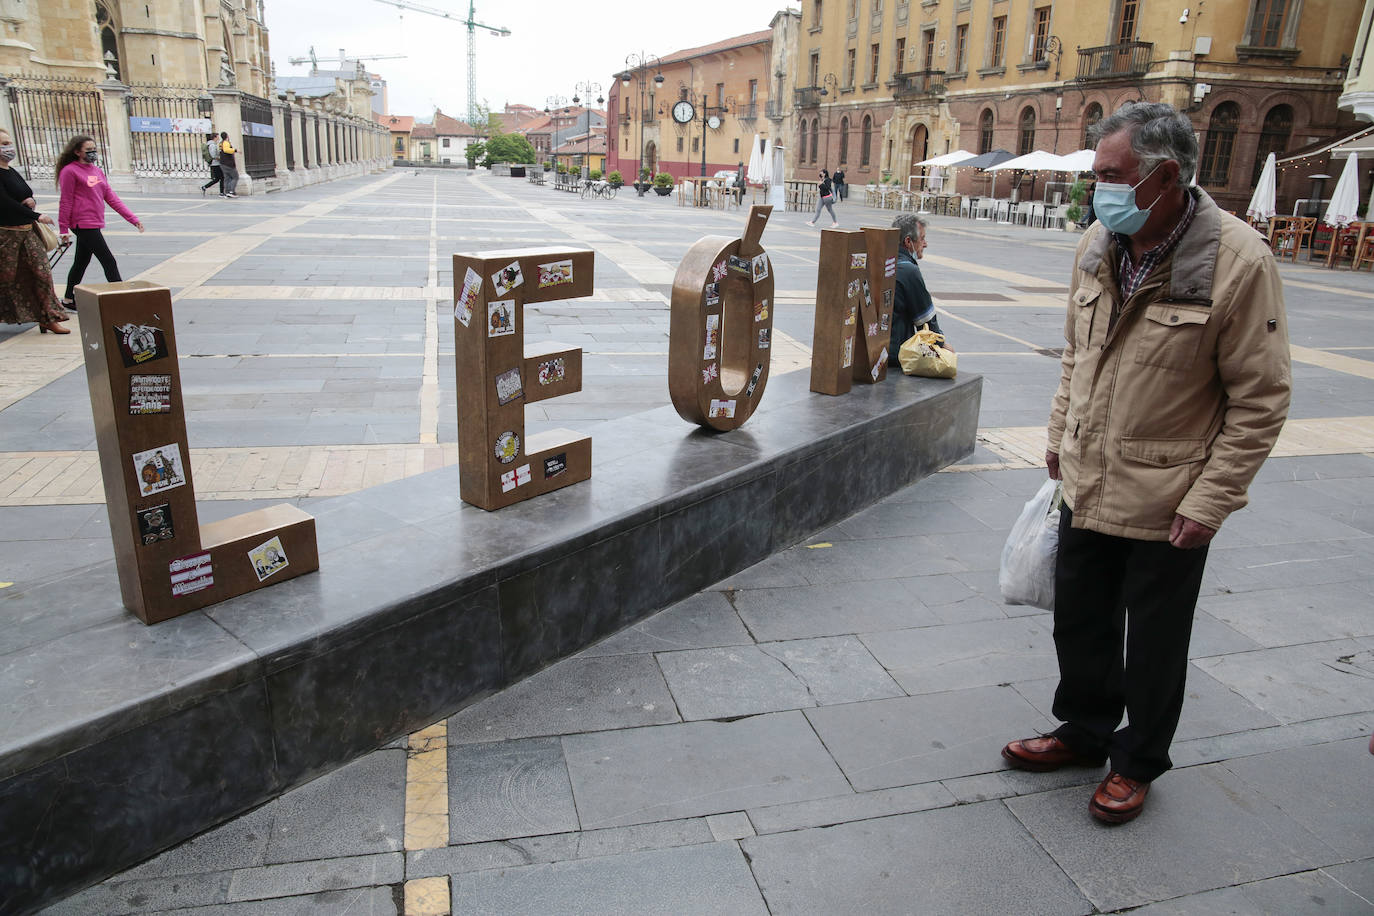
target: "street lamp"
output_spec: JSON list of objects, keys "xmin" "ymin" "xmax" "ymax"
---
[
  {"xmin": 816, "ymin": 74, "xmax": 838, "ymax": 165},
  {"xmin": 700, "ymin": 94, "xmax": 733, "ymax": 178},
  {"xmin": 573, "ymin": 80, "xmax": 602, "ymax": 181},
  {"xmin": 620, "ymin": 52, "xmax": 663, "ymax": 186}
]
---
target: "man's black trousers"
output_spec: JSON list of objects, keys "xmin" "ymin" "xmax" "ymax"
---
[{"xmin": 1049, "ymin": 503, "xmax": 1209, "ymax": 783}]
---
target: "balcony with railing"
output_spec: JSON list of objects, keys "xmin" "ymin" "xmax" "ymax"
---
[
  {"xmin": 889, "ymin": 69, "xmax": 946, "ymax": 100},
  {"xmin": 1075, "ymin": 41, "xmax": 1153, "ymax": 80},
  {"xmin": 795, "ymin": 86, "xmax": 823, "ymax": 108},
  {"xmin": 736, "ymin": 102, "xmax": 758, "ymax": 120},
  {"xmin": 765, "ymin": 100, "xmax": 785, "ymax": 120}
]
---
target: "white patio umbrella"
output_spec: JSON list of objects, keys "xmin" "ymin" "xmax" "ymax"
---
[
  {"xmin": 755, "ymin": 137, "xmax": 773, "ymax": 186},
  {"xmin": 1324, "ymin": 151, "xmax": 1361, "ymax": 228},
  {"xmin": 1246, "ymin": 152, "xmax": 1277, "ymax": 223},
  {"xmin": 985, "ymin": 150, "xmax": 1070, "ymax": 172},
  {"xmin": 916, "ymin": 149, "xmax": 976, "ymax": 167},
  {"xmin": 746, "ymin": 134, "xmax": 764, "ymax": 183},
  {"xmin": 1057, "ymin": 149, "xmax": 1098, "ymax": 172}
]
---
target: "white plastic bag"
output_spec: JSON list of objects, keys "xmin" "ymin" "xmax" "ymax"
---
[{"xmin": 999, "ymin": 478, "xmax": 1062, "ymax": 611}]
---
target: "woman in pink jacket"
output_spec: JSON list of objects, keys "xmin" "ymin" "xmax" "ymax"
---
[{"xmin": 55, "ymin": 134, "xmax": 144, "ymax": 308}]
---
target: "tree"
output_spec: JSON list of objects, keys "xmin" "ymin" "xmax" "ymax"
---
[
  {"xmin": 481, "ymin": 132, "xmax": 536, "ymax": 168},
  {"xmin": 467, "ymin": 100, "xmax": 491, "ymax": 136},
  {"xmin": 465, "ymin": 139, "xmax": 486, "ymax": 167}
]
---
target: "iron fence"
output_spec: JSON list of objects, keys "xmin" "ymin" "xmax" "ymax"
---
[
  {"xmin": 127, "ymin": 82, "xmax": 211, "ymax": 178},
  {"xmin": 282, "ymin": 105, "xmax": 295, "ymax": 170},
  {"xmin": 5, "ymin": 75, "xmax": 108, "ymax": 184},
  {"xmin": 239, "ymin": 92, "xmax": 276, "ymax": 179}
]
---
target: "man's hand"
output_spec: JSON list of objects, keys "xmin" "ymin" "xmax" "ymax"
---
[
  {"xmin": 36, "ymin": 214, "xmax": 53, "ymax": 226},
  {"xmin": 1169, "ymin": 514, "xmax": 1216, "ymax": 550},
  {"xmin": 1045, "ymin": 450, "xmax": 1061, "ymax": 481},
  {"xmin": 21, "ymin": 197, "xmax": 36, "ymax": 209}
]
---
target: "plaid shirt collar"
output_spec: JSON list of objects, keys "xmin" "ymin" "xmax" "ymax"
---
[{"xmin": 1114, "ymin": 190, "xmax": 1197, "ymax": 300}]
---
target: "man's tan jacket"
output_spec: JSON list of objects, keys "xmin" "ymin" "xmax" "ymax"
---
[{"xmin": 1048, "ymin": 189, "xmax": 1291, "ymax": 540}]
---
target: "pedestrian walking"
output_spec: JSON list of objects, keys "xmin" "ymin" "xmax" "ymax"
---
[
  {"xmin": 0, "ymin": 128, "xmax": 69, "ymax": 334},
  {"xmin": 999, "ymin": 103, "xmax": 1291, "ymax": 825},
  {"xmin": 218, "ymin": 132, "xmax": 239, "ymax": 198},
  {"xmin": 833, "ymin": 168, "xmax": 847, "ymax": 201},
  {"xmin": 56, "ymin": 134, "xmax": 144, "ymax": 309},
  {"xmin": 201, "ymin": 132, "xmax": 223, "ymax": 197},
  {"xmin": 805, "ymin": 169, "xmax": 839, "ymax": 227}
]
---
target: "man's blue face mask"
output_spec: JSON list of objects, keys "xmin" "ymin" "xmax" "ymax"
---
[{"xmin": 1093, "ymin": 163, "xmax": 1164, "ymax": 236}]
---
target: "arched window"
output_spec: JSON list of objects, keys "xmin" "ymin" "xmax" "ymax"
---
[
  {"xmin": 1082, "ymin": 102, "xmax": 1103, "ymax": 149},
  {"xmin": 95, "ymin": 1, "xmax": 123, "ymax": 79},
  {"xmin": 1199, "ymin": 101, "xmax": 1240, "ymax": 186},
  {"xmin": 839, "ymin": 116, "xmax": 850, "ymax": 164},
  {"xmin": 978, "ymin": 109, "xmax": 994, "ymax": 154},
  {"xmin": 1018, "ymin": 106, "xmax": 1036, "ymax": 156},
  {"xmin": 811, "ymin": 117, "xmax": 820, "ymax": 163},
  {"xmin": 861, "ymin": 115, "xmax": 872, "ymax": 166},
  {"xmin": 800, "ymin": 120, "xmax": 808, "ymax": 164},
  {"xmin": 1252, "ymin": 104, "xmax": 1293, "ymax": 187}
]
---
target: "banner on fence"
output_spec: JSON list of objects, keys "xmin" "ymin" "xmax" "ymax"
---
[
  {"xmin": 129, "ymin": 117, "xmax": 213, "ymax": 134},
  {"xmin": 244, "ymin": 122, "xmax": 275, "ymax": 139}
]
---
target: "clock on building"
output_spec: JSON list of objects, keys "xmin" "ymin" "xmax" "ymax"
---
[
  {"xmin": 672, "ymin": 100, "xmax": 696, "ymax": 124},
  {"xmin": 707, "ymin": 115, "xmax": 722, "ymax": 130}
]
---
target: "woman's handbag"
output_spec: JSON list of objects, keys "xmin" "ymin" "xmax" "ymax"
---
[
  {"xmin": 33, "ymin": 220, "xmax": 60, "ymax": 252},
  {"xmin": 898, "ymin": 324, "xmax": 957, "ymax": 379}
]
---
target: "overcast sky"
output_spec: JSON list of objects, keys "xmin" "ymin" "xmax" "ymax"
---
[{"xmin": 267, "ymin": 0, "xmax": 790, "ymax": 120}]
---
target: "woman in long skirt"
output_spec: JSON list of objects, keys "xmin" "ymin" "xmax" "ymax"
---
[{"xmin": 0, "ymin": 127, "xmax": 69, "ymax": 334}]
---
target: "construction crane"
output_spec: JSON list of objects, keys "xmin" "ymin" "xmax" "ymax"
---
[
  {"xmin": 287, "ymin": 46, "xmax": 408, "ymax": 73},
  {"xmin": 370, "ymin": 0, "xmax": 510, "ymax": 122}
]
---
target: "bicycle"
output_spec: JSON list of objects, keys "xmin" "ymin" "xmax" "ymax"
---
[{"xmin": 580, "ymin": 179, "xmax": 617, "ymax": 200}]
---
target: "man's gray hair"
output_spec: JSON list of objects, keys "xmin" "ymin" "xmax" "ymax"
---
[
  {"xmin": 1088, "ymin": 102, "xmax": 1198, "ymax": 185},
  {"xmin": 892, "ymin": 212, "xmax": 928, "ymax": 241}
]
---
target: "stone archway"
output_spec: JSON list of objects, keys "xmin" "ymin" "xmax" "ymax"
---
[
  {"xmin": 644, "ymin": 141, "xmax": 657, "ymax": 178},
  {"xmin": 908, "ymin": 123, "xmax": 929, "ymax": 187}
]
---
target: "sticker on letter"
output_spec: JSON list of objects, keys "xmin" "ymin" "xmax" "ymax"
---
[
  {"xmin": 132, "ymin": 444, "xmax": 186, "ymax": 497},
  {"xmin": 492, "ymin": 260, "xmax": 524, "ymax": 296},
  {"xmin": 128, "ymin": 374, "xmax": 172, "ymax": 415},
  {"xmin": 537, "ymin": 259, "xmax": 573, "ymax": 289},
  {"xmin": 137, "ymin": 503, "xmax": 175, "ymax": 545},
  {"xmin": 249, "ymin": 535, "xmax": 289, "ymax": 582},
  {"xmin": 488, "ymin": 300, "xmax": 515, "ymax": 337},
  {"xmin": 495, "ymin": 367, "xmax": 523, "ymax": 406},
  {"xmin": 114, "ymin": 323, "xmax": 169, "ymax": 367}
]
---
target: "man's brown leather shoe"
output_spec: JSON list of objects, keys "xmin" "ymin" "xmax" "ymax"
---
[
  {"xmin": 1089, "ymin": 771, "xmax": 1150, "ymax": 824},
  {"xmin": 1001, "ymin": 735, "xmax": 1106, "ymax": 772}
]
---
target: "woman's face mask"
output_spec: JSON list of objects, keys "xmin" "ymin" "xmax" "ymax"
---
[
  {"xmin": 0, "ymin": 145, "xmax": 16, "ymax": 163},
  {"xmin": 1093, "ymin": 163, "xmax": 1164, "ymax": 236},
  {"xmin": 84, "ymin": 149, "xmax": 99, "ymax": 164}
]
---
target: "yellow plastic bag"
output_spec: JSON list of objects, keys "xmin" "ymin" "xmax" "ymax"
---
[{"xmin": 898, "ymin": 325, "xmax": 957, "ymax": 379}]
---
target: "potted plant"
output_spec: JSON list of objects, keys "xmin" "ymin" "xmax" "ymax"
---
[
  {"xmin": 607, "ymin": 170, "xmax": 623, "ymax": 188},
  {"xmin": 589, "ymin": 168, "xmax": 602, "ymax": 181},
  {"xmin": 652, "ymin": 171, "xmax": 674, "ymax": 196},
  {"xmin": 634, "ymin": 167, "xmax": 653, "ymax": 195},
  {"xmin": 1064, "ymin": 178, "xmax": 1088, "ymax": 231}
]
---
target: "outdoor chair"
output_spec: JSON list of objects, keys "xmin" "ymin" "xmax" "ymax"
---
[
  {"xmin": 1354, "ymin": 231, "xmax": 1374, "ymax": 271},
  {"xmin": 1269, "ymin": 217, "xmax": 1315, "ymax": 262},
  {"xmin": 1028, "ymin": 201, "xmax": 1046, "ymax": 229},
  {"xmin": 959, "ymin": 196, "xmax": 973, "ymax": 219}
]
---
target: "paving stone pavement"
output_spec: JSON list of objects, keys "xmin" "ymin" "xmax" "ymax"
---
[{"xmin": 8, "ymin": 170, "xmax": 1374, "ymax": 913}]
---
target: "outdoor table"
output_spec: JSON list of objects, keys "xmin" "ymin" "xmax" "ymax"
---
[{"xmin": 678, "ymin": 176, "xmax": 716, "ymax": 208}]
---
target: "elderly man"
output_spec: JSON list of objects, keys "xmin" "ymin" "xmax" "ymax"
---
[
  {"xmin": 888, "ymin": 213, "xmax": 946, "ymax": 365},
  {"xmin": 1000, "ymin": 103, "xmax": 1290, "ymax": 824}
]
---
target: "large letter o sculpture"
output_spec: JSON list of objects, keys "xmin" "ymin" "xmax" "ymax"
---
[{"xmin": 668, "ymin": 205, "xmax": 774, "ymax": 431}]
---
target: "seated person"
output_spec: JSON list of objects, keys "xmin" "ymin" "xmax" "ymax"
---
[{"xmin": 888, "ymin": 213, "xmax": 948, "ymax": 365}]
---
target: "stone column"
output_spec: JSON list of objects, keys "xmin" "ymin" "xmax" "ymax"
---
[
  {"xmin": 271, "ymin": 96, "xmax": 288, "ymax": 179},
  {"xmin": 210, "ymin": 87, "xmax": 250, "ymax": 196},
  {"xmin": 303, "ymin": 108, "xmax": 319, "ymax": 176},
  {"xmin": 98, "ymin": 79, "xmax": 134, "ymax": 180}
]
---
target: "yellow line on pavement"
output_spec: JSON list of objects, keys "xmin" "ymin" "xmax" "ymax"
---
[{"xmin": 1290, "ymin": 345, "xmax": 1374, "ymax": 380}]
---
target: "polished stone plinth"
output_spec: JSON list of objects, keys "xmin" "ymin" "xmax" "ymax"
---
[{"xmin": 0, "ymin": 369, "xmax": 979, "ymax": 913}]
